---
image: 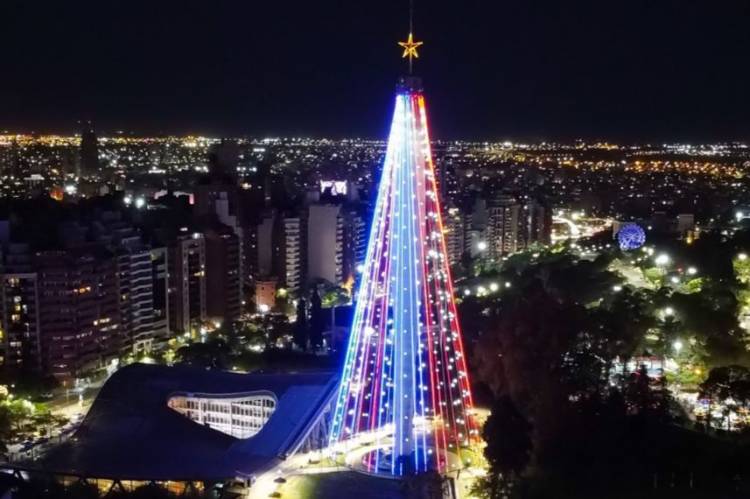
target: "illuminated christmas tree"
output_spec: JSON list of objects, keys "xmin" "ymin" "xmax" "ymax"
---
[{"xmin": 328, "ymin": 32, "xmax": 477, "ymax": 476}]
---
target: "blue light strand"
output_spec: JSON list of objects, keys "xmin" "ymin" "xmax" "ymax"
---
[{"xmin": 329, "ymin": 96, "xmax": 400, "ymax": 447}]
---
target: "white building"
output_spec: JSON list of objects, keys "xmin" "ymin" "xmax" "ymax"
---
[
  {"xmin": 167, "ymin": 391, "xmax": 277, "ymax": 439},
  {"xmin": 281, "ymin": 216, "xmax": 304, "ymax": 294},
  {"xmin": 307, "ymin": 205, "xmax": 344, "ymax": 285},
  {"xmin": 444, "ymin": 206, "xmax": 466, "ymax": 266},
  {"xmin": 486, "ymin": 195, "xmax": 520, "ymax": 258}
]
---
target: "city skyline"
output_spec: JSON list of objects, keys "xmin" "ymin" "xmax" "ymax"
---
[
  {"xmin": 4, "ymin": 3, "xmax": 750, "ymax": 498},
  {"xmin": 4, "ymin": 0, "xmax": 750, "ymax": 141}
]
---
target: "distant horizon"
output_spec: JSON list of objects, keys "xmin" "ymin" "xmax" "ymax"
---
[{"xmin": 3, "ymin": 129, "xmax": 750, "ymax": 147}]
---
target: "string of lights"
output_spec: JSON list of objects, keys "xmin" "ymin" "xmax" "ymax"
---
[{"xmin": 328, "ymin": 79, "xmax": 478, "ymax": 476}]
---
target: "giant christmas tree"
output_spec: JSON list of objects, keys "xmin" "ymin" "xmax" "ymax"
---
[{"xmin": 328, "ymin": 33, "xmax": 477, "ymax": 476}]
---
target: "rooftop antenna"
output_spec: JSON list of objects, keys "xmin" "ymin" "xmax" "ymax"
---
[{"xmin": 398, "ymin": 0, "xmax": 423, "ymax": 74}]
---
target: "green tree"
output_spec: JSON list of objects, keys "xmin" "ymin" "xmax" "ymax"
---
[
  {"xmin": 6, "ymin": 399, "xmax": 34, "ymax": 433},
  {"xmin": 319, "ymin": 281, "xmax": 350, "ymax": 335},
  {"xmin": 32, "ymin": 410, "xmax": 68, "ymax": 437}
]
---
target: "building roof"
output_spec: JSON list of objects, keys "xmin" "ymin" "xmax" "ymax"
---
[{"xmin": 38, "ymin": 363, "xmax": 338, "ymax": 481}]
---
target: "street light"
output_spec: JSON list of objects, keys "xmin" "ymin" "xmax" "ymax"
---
[
  {"xmin": 655, "ymin": 253, "xmax": 670, "ymax": 266},
  {"xmin": 477, "ymin": 241, "xmax": 488, "ymax": 252},
  {"xmin": 673, "ymin": 339, "xmax": 683, "ymax": 353}
]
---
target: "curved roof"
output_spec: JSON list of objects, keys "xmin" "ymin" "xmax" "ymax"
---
[{"xmin": 38, "ymin": 363, "xmax": 338, "ymax": 481}]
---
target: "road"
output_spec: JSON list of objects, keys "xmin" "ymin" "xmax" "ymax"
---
[
  {"xmin": 247, "ymin": 418, "xmax": 489, "ymax": 499},
  {"xmin": 6, "ymin": 380, "xmax": 103, "ymax": 462}
]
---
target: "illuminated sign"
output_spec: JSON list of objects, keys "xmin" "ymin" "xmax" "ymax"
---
[{"xmin": 320, "ymin": 180, "xmax": 347, "ymax": 196}]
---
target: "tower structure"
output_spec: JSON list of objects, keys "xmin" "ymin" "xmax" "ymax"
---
[
  {"xmin": 79, "ymin": 121, "xmax": 100, "ymax": 176},
  {"xmin": 329, "ymin": 33, "xmax": 477, "ymax": 476}
]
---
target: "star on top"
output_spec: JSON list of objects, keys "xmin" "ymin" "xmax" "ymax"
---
[{"xmin": 398, "ymin": 33, "xmax": 423, "ymax": 61}]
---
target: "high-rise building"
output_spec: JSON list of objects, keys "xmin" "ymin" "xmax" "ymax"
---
[
  {"xmin": 194, "ymin": 146, "xmax": 245, "ymax": 303},
  {"xmin": 0, "ymin": 210, "xmax": 179, "ymax": 379},
  {"xmin": 241, "ymin": 220, "xmax": 259, "ymax": 286},
  {"xmin": 204, "ymin": 225, "xmax": 242, "ymax": 324},
  {"xmin": 329, "ymin": 74, "xmax": 478, "ymax": 475},
  {"xmin": 116, "ymin": 238, "xmax": 157, "ymax": 355},
  {"xmin": 486, "ymin": 194, "xmax": 520, "ymax": 258},
  {"xmin": 444, "ymin": 206, "xmax": 466, "ymax": 266},
  {"xmin": 150, "ymin": 247, "xmax": 169, "ymax": 344},
  {"xmin": 79, "ymin": 121, "xmax": 100, "ymax": 176},
  {"xmin": 256, "ymin": 211, "xmax": 276, "ymax": 278},
  {"xmin": 342, "ymin": 209, "xmax": 367, "ymax": 282},
  {"xmin": 0, "ymin": 228, "xmax": 174, "ymax": 378},
  {"xmin": 0, "ymin": 273, "xmax": 40, "ymax": 372},
  {"xmin": 168, "ymin": 233, "xmax": 206, "ymax": 335},
  {"xmin": 435, "ymin": 156, "xmax": 459, "ymax": 203},
  {"xmin": 480, "ymin": 196, "xmax": 552, "ymax": 258},
  {"xmin": 518, "ymin": 200, "xmax": 552, "ymax": 249},
  {"xmin": 206, "ymin": 141, "xmax": 239, "ymax": 181},
  {"xmin": 307, "ymin": 204, "xmax": 343, "ymax": 285},
  {"xmin": 36, "ymin": 248, "xmax": 121, "ymax": 380},
  {"xmin": 278, "ymin": 215, "xmax": 305, "ymax": 295},
  {"xmin": 94, "ymin": 213, "xmax": 171, "ymax": 355}
]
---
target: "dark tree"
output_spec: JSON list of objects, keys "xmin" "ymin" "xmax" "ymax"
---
[
  {"xmin": 293, "ymin": 297, "xmax": 308, "ymax": 351},
  {"xmin": 63, "ymin": 481, "xmax": 100, "ymax": 499},
  {"xmin": 482, "ymin": 396, "xmax": 532, "ymax": 492},
  {"xmin": 701, "ymin": 365, "xmax": 750, "ymax": 403},
  {"xmin": 175, "ymin": 338, "xmax": 231, "ymax": 369},
  {"xmin": 623, "ymin": 364, "xmax": 669, "ymax": 419},
  {"xmin": 309, "ymin": 288, "xmax": 324, "ymax": 349},
  {"xmin": 106, "ymin": 483, "xmax": 176, "ymax": 499}
]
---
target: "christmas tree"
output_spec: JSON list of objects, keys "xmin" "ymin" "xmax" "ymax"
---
[{"xmin": 328, "ymin": 33, "xmax": 477, "ymax": 476}]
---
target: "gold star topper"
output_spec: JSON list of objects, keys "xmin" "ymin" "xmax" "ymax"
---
[{"xmin": 398, "ymin": 32, "xmax": 423, "ymax": 70}]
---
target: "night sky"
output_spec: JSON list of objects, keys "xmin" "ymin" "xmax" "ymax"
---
[{"xmin": 3, "ymin": 0, "xmax": 750, "ymax": 141}]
